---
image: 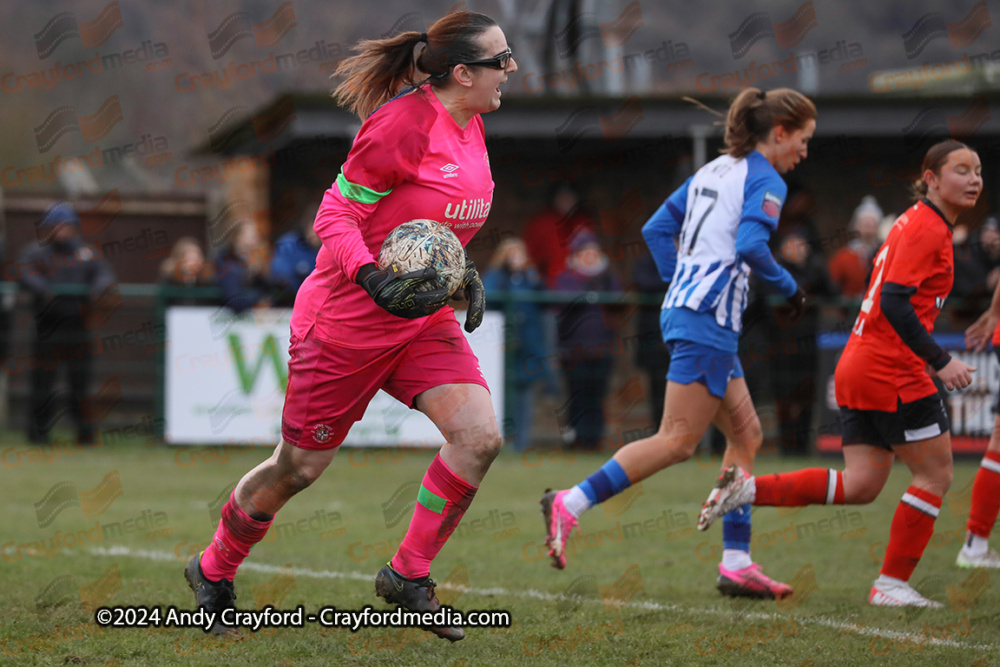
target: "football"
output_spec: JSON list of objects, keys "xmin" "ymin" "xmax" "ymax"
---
[{"xmin": 377, "ymin": 219, "xmax": 466, "ymax": 298}]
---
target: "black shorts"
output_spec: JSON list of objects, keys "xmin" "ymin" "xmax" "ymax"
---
[{"xmin": 839, "ymin": 393, "xmax": 950, "ymax": 451}]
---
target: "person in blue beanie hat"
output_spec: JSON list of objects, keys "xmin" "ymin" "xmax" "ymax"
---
[
  {"xmin": 270, "ymin": 201, "xmax": 322, "ymax": 306},
  {"xmin": 17, "ymin": 201, "xmax": 116, "ymax": 445}
]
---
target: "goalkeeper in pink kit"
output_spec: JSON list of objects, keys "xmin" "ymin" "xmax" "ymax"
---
[{"xmin": 184, "ymin": 11, "xmax": 517, "ymax": 641}]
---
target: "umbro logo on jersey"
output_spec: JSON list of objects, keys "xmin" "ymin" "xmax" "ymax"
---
[
  {"xmin": 935, "ymin": 296, "xmax": 946, "ymax": 309},
  {"xmin": 440, "ymin": 163, "xmax": 460, "ymax": 178}
]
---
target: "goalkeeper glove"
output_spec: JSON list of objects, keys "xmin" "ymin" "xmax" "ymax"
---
[
  {"xmin": 785, "ymin": 286, "xmax": 807, "ymax": 324},
  {"xmin": 356, "ymin": 262, "xmax": 449, "ymax": 319},
  {"xmin": 461, "ymin": 257, "xmax": 485, "ymax": 333}
]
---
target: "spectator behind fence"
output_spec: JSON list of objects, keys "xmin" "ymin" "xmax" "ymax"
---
[
  {"xmin": 17, "ymin": 203, "xmax": 116, "ymax": 445},
  {"xmin": 271, "ymin": 200, "xmax": 322, "ymax": 306},
  {"xmin": 829, "ymin": 195, "xmax": 883, "ymax": 298},
  {"xmin": 953, "ymin": 217, "xmax": 1000, "ymax": 300},
  {"xmin": 554, "ymin": 229, "xmax": 622, "ymax": 451},
  {"xmin": 631, "ymin": 249, "xmax": 670, "ymax": 428},
  {"xmin": 771, "ymin": 231, "xmax": 840, "ymax": 455},
  {"xmin": 523, "ymin": 183, "xmax": 595, "ymax": 288},
  {"xmin": 482, "ymin": 238, "xmax": 553, "ymax": 451},
  {"xmin": 777, "ymin": 185, "xmax": 822, "ymax": 252},
  {"xmin": 215, "ymin": 221, "xmax": 272, "ymax": 314},
  {"xmin": 162, "ymin": 236, "xmax": 213, "ymax": 281},
  {"xmin": 0, "ymin": 237, "xmax": 11, "ymax": 419},
  {"xmin": 951, "ymin": 223, "xmax": 972, "ymax": 297},
  {"xmin": 160, "ymin": 237, "xmax": 215, "ymax": 306},
  {"xmin": 738, "ymin": 274, "xmax": 775, "ymax": 456},
  {"xmin": 0, "ymin": 237, "xmax": 10, "ymax": 362}
]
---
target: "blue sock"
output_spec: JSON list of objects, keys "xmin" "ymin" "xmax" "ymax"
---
[
  {"xmin": 578, "ymin": 459, "xmax": 632, "ymax": 506},
  {"xmin": 722, "ymin": 503, "xmax": 752, "ymax": 553}
]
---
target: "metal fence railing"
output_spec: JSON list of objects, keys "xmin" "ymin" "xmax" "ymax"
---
[{"xmin": 0, "ymin": 282, "xmax": 991, "ymax": 447}]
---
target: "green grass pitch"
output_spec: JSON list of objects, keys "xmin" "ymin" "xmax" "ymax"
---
[{"xmin": 2, "ymin": 434, "xmax": 997, "ymax": 666}]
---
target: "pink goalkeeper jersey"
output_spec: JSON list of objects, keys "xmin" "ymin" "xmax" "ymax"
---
[{"xmin": 291, "ymin": 86, "xmax": 495, "ymax": 347}]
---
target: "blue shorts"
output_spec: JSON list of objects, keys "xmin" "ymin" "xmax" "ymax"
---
[{"xmin": 666, "ymin": 339, "xmax": 744, "ymax": 399}]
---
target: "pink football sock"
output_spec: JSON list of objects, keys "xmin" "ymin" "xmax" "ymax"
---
[
  {"xmin": 199, "ymin": 492, "xmax": 273, "ymax": 582},
  {"xmin": 391, "ymin": 454, "xmax": 477, "ymax": 579}
]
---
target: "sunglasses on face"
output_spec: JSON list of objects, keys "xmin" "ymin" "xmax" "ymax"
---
[{"xmin": 460, "ymin": 47, "xmax": 512, "ymax": 70}]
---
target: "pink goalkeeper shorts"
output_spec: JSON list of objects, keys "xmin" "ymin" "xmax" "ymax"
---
[{"xmin": 281, "ymin": 312, "xmax": 489, "ymax": 450}]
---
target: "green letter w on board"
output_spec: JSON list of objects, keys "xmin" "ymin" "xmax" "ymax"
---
[{"xmin": 227, "ymin": 334, "xmax": 288, "ymax": 394}]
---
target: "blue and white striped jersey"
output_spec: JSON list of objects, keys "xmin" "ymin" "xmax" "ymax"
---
[{"xmin": 642, "ymin": 150, "xmax": 791, "ymax": 350}]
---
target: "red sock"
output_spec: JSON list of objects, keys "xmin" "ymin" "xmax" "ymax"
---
[
  {"xmin": 968, "ymin": 451, "xmax": 1000, "ymax": 539},
  {"xmin": 200, "ymin": 492, "xmax": 273, "ymax": 582},
  {"xmin": 391, "ymin": 454, "xmax": 477, "ymax": 579},
  {"xmin": 881, "ymin": 486, "xmax": 941, "ymax": 581},
  {"xmin": 754, "ymin": 469, "xmax": 844, "ymax": 506}
]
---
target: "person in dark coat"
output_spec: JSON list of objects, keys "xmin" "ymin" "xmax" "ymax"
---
[
  {"xmin": 0, "ymin": 238, "xmax": 11, "ymax": 363},
  {"xmin": 18, "ymin": 202, "xmax": 116, "ymax": 444},
  {"xmin": 553, "ymin": 229, "xmax": 622, "ymax": 451},
  {"xmin": 953, "ymin": 217, "xmax": 1000, "ymax": 300},
  {"xmin": 770, "ymin": 230, "xmax": 840, "ymax": 455},
  {"xmin": 215, "ymin": 221, "xmax": 273, "ymax": 314},
  {"xmin": 482, "ymin": 237, "xmax": 553, "ymax": 451},
  {"xmin": 270, "ymin": 203, "xmax": 322, "ymax": 307}
]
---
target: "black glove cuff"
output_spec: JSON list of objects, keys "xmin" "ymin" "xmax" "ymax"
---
[{"xmin": 355, "ymin": 263, "xmax": 378, "ymax": 285}]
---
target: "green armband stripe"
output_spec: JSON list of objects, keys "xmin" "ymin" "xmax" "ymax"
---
[
  {"xmin": 336, "ymin": 172, "xmax": 391, "ymax": 204},
  {"xmin": 417, "ymin": 485, "xmax": 447, "ymax": 514}
]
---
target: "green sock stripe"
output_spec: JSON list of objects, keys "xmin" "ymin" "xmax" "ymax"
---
[
  {"xmin": 336, "ymin": 172, "xmax": 391, "ymax": 204},
  {"xmin": 417, "ymin": 485, "xmax": 447, "ymax": 514}
]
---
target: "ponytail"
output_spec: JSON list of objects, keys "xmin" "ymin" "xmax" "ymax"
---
[
  {"xmin": 722, "ymin": 87, "xmax": 816, "ymax": 158},
  {"xmin": 332, "ymin": 11, "xmax": 497, "ymax": 119}
]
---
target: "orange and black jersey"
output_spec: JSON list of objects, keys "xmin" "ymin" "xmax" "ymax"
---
[{"xmin": 836, "ymin": 199, "xmax": 954, "ymax": 412}]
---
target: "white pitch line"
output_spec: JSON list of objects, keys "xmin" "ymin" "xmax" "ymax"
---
[{"xmin": 89, "ymin": 546, "xmax": 996, "ymax": 652}]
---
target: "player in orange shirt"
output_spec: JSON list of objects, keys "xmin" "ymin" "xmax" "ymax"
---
[
  {"xmin": 954, "ymin": 255, "xmax": 1000, "ymax": 569},
  {"xmin": 699, "ymin": 139, "xmax": 983, "ymax": 607}
]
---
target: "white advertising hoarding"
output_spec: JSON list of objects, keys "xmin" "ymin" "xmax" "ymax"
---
[{"xmin": 165, "ymin": 307, "xmax": 504, "ymax": 446}]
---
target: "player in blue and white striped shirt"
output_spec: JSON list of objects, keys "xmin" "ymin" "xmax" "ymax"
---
[
  {"xmin": 542, "ymin": 87, "xmax": 816, "ymax": 600},
  {"xmin": 658, "ymin": 149, "xmax": 793, "ymax": 344}
]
